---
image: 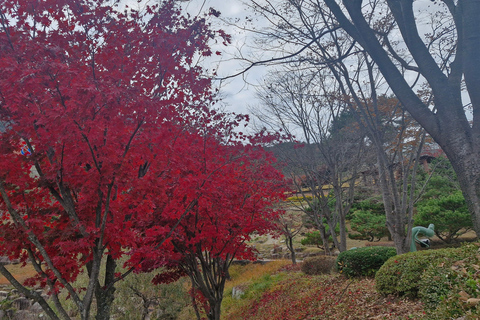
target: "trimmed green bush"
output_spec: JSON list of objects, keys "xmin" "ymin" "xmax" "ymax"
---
[
  {"xmin": 335, "ymin": 246, "xmax": 396, "ymax": 278},
  {"xmin": 375, "ymin": 248, "xmax": 458, "ymax": 298},
  {"xmin": 349, "ymin": 211, "xmax": 389, "ymax": 242},
  {"xmin": 301, "ymin": 256, "xmax": 336, "ymax": 275},
  {"xmin": 418, "ymin": 244, "xmax": 480, "ymax": 319}
]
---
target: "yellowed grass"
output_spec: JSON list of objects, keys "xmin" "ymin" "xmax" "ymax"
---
[
  {"xmin": 226, "ymin": 260, "xmax": 290, "ymax": 289},
  {"xmin": 0, "ymin": 263, "xmax": 37, "ymax": 285}
]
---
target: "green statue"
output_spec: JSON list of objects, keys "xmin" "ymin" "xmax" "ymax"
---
[{"xmin": 410, "ymin": 224, "xmax": 435, "ymax": 252}]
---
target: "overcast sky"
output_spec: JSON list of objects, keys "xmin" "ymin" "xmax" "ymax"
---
[
  {"xmin": 181, "ymin": 0, "xmax": 265, "ymax": 115},
  {"xmin": 124, "ymin": 0, "xmax": 451, "ymax": 117},
  {"xmin": 180, "ymin": 0, "xmax": 447, "ymax": 115},
  {"xmin": 120, "ymin": 0, "xmax": 263, "ymax": 114}
]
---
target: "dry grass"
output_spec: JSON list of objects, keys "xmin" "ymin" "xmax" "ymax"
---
[
  {"xmin": 223, "ymin": 267, "xmax": 426, "ymax": 320},
  {"xmin": 227, "ymin": 260, "xmax": 290, "ymax": 288},
  {"xmin": 0, "ymin": 263, "xmax": 37, "ymax": 285}
]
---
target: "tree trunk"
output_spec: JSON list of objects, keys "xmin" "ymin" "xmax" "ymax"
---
[
  {"xmin": 206, "ymin": 299, "xmax": 222, "ymax": 320},
  {"xmin": 314, "ymin": 219, "xmax": 331, "ymax": 255},
  {"xmin": 441, "ymin": 141, "xmax": 480, "ymax": 235},
  {"xmin": 375, "ymin": 148, "xmax": 411, "ymax": 255},
  {"xmin": 286, "ymin": 236, "xmax": 297, "ymax": 264},
  {"xmin": 95, "ymin": 255, "xmax": 116, "ymax": 320},
  {"xmin": 337, "ymin": 211, "xmax": 347, "ymax": 252}
]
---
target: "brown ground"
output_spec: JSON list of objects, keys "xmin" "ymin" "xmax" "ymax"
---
[{"xmin": 0, "ymin": 263, "xmax": 37, "ymax": 285}]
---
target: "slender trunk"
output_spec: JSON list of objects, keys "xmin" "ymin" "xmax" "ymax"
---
[
  {"xmin": 338, "ymin": 214, "xmax": 347, "ymax": 252},
  {"xmin": 314, "ymin": 218, "xmax": 331, "ymax": 255},
  {"xmin": 286, "ymin": 236, "xmax": 297, "ymax": 264},
  {"xmin": 189, "ymin": 277, "xmax": 202, "ymax": 320},
  {"xmin": 376, "ymin": 149, "xmax": 410, "ymax": 254},
  {"xmin": 95, "ymin": 255, "xmax": 116, "ymax": 320}
]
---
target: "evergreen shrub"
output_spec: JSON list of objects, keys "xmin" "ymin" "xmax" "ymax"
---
[
  {"xmin": 418, "ymin": 244, "xmax": 480, "ymax": 319},
  {"xmin": 335, "ymin": 246, "xmax": 396, "ymax": 278},
  {"xmin": 375, "ymin": 248, "xmax": 457, "ymax": 298}
]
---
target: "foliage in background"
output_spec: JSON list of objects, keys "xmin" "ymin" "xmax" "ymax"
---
[
  {"xmin": 347, "ymin": 197, "xmax": 389, "ymax": 242},
  {"xmin": 301, "ymin": 226, "xmax": 339, "ymax": 248},
  {"xmin": 415, "ymin": 191, "xmax": 472, "ymax": 243},
  {"xmin": 112, "ymin": 271, "xmax": 191, "ymax": 320},
  {"xmin": 349, "ymin": 210, "xmax": 389, "ymax": 242},
  {"xmin": 335, "ymin": 246, "xmax": 396, "ymax": 278},
  {"xmin": 349, "ymin": 199, "xmax": 385, "ymax": 216},
  {"xmin": 415, "ymin": 156, "xmax": 460, "ymax": 200}
]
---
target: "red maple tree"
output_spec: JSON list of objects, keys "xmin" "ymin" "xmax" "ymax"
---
[
  {"xmin": 0, "ymin": 1, "xmax": 270, "ymax": 319},
  {"xmin": 126, "ymin": 126, "xmax": 287, "ymax": 320}
]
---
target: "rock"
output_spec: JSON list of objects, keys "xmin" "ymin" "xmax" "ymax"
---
[
  {"xmin": 30, "ymin": 302, "xmax": 43, "ymax": 314},
  {"xmin": 232, "ymin": 286, "xmax": 245, "ymax": 299},
  {"xmin": 13, "ymin": 297, "xmax": 31, "ymax": 310}
]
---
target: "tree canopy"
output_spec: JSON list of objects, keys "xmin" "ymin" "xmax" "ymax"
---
[{"xmin": 0, "ymin": 1, "xmax": 286, "ymax": 319}]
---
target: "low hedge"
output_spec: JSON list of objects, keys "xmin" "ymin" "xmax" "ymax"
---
[
  {"xmin": 301, "ymin": 256, "xmax": 336, "ymax": 275},
  {"xmin": 375, "ymin": 247, "xmax": 459, "ymax": 299},
  {"xmin": 335, "ymin": 246, "xmax": 396, "ymax": 278},
  {"xmin": 418, "ymin": 243, "xmax": 480, "ymax": 319}
]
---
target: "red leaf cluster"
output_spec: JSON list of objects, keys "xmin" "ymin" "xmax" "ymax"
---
[{"xmin": 0, "ymin": 0, "xmax": 286, "ymax": 295}]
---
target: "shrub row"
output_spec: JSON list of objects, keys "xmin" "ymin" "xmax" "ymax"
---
[
  {"xmin": 375, "ymin": 243, "xmax": 480, "ymax": 319},
  {"xmin": 300, "ymin": 246, "xmax": 396, "ymax": 278},
  {"xmin": 300, "ymin": 243, "xmax": 480, "ymax": 319},
  {"xmin": 375, "ymin": 248, "xmax": 457, "ymax": 298},
  {"xmin": 335, "ymin": 246, "xmax": 397, "ymax": 277}
]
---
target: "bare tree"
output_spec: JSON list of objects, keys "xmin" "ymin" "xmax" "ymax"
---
[
  {"xmin": 276, "ymin": 209, "xmax": 304, "ymax": 264},
  {"xmin": 254, "ymin": 69, "xmax": 365, "ymax": 253}
]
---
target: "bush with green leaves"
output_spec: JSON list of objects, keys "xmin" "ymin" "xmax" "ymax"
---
[
  {"xmin": 418, "ymin": 244, "xmax": 480, "ymax": 319},
  {"xmin": 349, "ymin": 198, "xmax": 385, "ymax": 215},
  {"xmin": 349, "ymin": 210, "xmax": 389, "ymax": 242},
  {"xmin": 301, "ymin": 256, "xmax": 336, "ymax": 275},
  {"xmin": 375, "ymin": 248, "xmax": 458, "ymax": 298},
  {"xmin": 416, "ymin": 157, "xmax": 459, "ymax": 200},
  {"xmin": 335, "ymin": 246, "xmax": 396, "ymax": 278},
  {"xmin": 415, "ymin": 190, "xmax": 472, "ymax": 243},
  {"xmin": 301, "ymin": 224, "xmax": 340, "ymax": 247}
]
